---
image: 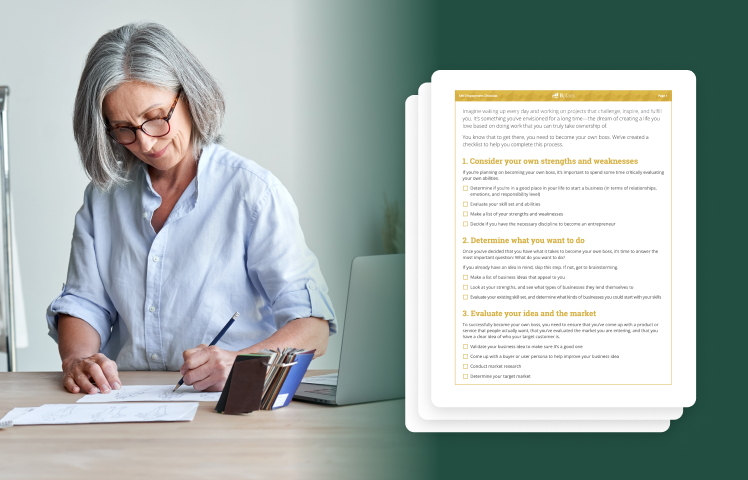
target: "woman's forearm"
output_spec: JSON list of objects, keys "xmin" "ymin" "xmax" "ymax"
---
[
  {"xmin": 58, "ymin": 314, "xmax": 101, "ymax": 363},
  {"xmin": 239, "ymin": 316, "xmax": 330, "ymax": 358},
  {"xmin": 57, "ymin": 314, "xmax": 121, "ymax": 394}
]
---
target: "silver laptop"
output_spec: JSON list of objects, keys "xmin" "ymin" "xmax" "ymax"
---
[{"xmin": 294, "ymin": 254, "xmax": 405, "ymax": 405}]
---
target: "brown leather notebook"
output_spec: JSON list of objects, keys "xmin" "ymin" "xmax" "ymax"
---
[{"xmin": 215, "ymin": 355, "xmax": 268, "ymax": 414}]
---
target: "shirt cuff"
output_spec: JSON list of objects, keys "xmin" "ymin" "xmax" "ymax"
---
[
  {"xmin": 46, "ymin": 285, "xmax": 113, "ymax": 349},
  {"xmin": 271, "ymin": 280, "xmax": 337, "ymax": 335}
]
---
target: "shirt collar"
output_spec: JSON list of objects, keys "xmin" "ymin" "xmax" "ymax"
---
[
  {"xmin": 140, "ymin": 144, "xmax": 216, "ymax": 225},
  {"xmin": 194, "ymin": 144, "xmax": 216, "ymax": 203}
]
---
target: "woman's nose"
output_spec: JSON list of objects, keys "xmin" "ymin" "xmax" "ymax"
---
[{"xmin": 135, "ymin": 130, "xmax": 159, "ymax": 152}]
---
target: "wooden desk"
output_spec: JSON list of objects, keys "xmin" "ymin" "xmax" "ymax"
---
[{"xmin": 0, "ymin": 371, "xmax": 425, "ymax": 479}]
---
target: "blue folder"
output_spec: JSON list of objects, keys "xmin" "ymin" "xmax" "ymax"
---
[{"xmin": 271, "ymin": 351, "xmax": 315, "ymax": 410}]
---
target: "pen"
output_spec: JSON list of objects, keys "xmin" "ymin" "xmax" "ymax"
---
[{"xmin": 173, "ymin": 312, "xmax": 240, "ymax": 392}]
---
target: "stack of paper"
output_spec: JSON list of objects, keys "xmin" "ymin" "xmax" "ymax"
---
[
  {"xmin": 405, "ymin": 71, "xmax": 696, "ymax": 432},
  {"xmin": 0, "ymin": 385, "xmax": 217, "ymax": 426}
]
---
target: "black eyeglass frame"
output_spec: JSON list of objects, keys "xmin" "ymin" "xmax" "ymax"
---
[{"xmin": 105, "ymin": 90, "xmax": 182, "ymax": 145}]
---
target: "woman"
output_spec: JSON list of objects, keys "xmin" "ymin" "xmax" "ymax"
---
[{"xmin": 46, "ymin": 23, "xmax": 336, "ymax": 395}]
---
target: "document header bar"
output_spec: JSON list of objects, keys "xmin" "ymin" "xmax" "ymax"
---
[{"xmin": 455, "ymin": 90, "xmax": 672, "ymax": 102}]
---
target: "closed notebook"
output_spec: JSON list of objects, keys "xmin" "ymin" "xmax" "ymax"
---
[{"xmin": 215, "ymin": 354, "xmax": 268, "ymax": 414}]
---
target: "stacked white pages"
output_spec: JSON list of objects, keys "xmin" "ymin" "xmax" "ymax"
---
[{"xmin": 406, "ymin": 71, "xmax": 696, "ymax": 432}]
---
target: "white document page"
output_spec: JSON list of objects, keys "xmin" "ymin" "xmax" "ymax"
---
[
  {"xmin": 430, "ymin": 71, "xmax": 695, "ymax": 409},
  {"xmin": 410, "ymin": 85, "xmax": 681, "ymax": 424},
  {"xmin": 405, "ymin": 92, "xmax": 670, "ymax": 431},
  {"xmin": 77, "ymin": 385, "xmax": 221, "ymax": 403},
  {"xmin": 11, "ymin": 403, "xmax": 198, "ymax": 425}
]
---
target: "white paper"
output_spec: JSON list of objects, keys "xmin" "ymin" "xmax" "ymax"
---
[
  {"xmin": 0, "ymin": 407, "xmax": 37, "ymax": 423},
  {"xmin": 77, "ymin": 385, "xmax": 221, "ymax": 403},
  {"xmin": 11, "ymin": 403, "xmax": 198, "ymax": 425},
  {"xmin": 405, "ymin": 88, "xmax": 680, "ymax": 431},
  {"xmin": 273, "ymin": 394, "xmax": 289, "ymax": 409},
  {"xmin": 300, "ymin": 373, "xmax": 338, "ymax": 386},
  {"xmin": 429, "ymin": 71, "xmax": 695, "ymax": 409}
]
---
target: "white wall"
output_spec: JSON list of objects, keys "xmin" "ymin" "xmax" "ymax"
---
[{"xmin": 0, "ymin": 0, "xmax": 414, "ymax": 372}]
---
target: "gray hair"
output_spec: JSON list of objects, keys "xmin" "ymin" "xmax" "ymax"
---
[{"xmin": 73, "ymin": 22, "xmax": 225, "ymax": 191}]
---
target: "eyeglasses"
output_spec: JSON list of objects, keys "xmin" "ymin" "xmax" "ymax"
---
[{"xmin": 106, "ymin": 90, "xmax": 182, "ymax": 145}]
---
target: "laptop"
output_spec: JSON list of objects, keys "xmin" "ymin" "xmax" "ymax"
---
[{"xmin": 293, "ymin": 254, "xmax": 405, "ymax": 405}]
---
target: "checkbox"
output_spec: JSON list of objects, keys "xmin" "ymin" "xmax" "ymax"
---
[
  {"xmin": 463, "ymin": 294, "xmax": 468, "ymax": 300},
  {"xmin": 463, "ymin": 344, "xmax": 468, "ymax": 349},
  {"xmin": 463, "ymin": 201, "xmax": 468, "ymax": 207},
  {"xmin": 463, "ymin": 185, "xmax": 468, "ymax": 191},
  {"xmin": 463, "ymin": 354, "xmax": 468, "ymax": 359},
  {"xmin": 463, "ymin": 221, "xmax": 468, "ymax": 227},
  {"xmin": 463, "ymin": 275, "xmax": 468, "ymax": 280},
  {"xmin": 463, "ymin": 374, "xmax": 468, "ymax": 379},
  {"xmin": 463, "ymin": 285, "xmax": 468, "ymax": 290},
  {"xmin": 463, "ymin": 364, "xmax": 468, "ymax": 369},
  {"xmin": 463, "ymin": 211, "xmax": 468, "ymax": 217}
]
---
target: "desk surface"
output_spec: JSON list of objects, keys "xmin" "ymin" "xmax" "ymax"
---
[{"xmin": 0, "ymin": 371, "xmax": 425, "ymax": 480}]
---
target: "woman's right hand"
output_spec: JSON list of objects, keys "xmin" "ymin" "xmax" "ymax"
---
[{"xmin": 62, "ymin": 353, "xmax": 121, "ymax": 394}]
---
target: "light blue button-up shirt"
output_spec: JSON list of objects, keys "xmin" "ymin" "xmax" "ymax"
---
[{"xmin": 47, "ymin": 144, "xmax": 336, "ymax": 371}]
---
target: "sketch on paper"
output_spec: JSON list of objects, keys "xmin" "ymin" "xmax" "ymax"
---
[
  {"xmin": 41, "ymin": 405, "xmax": 77, "ymax": 422},
  {"xmin": 78, "ymin": 385, "xmax": 220, "ymax": 403},
  {"xmin": 91, "ymin": 406, "xmax": 129, "ymax": 422},
  {"xmin": 10, "ymin": 403, "xmax": 199, "ymax": 425},
  {"xmin": 135, "ymin": 405, "xmax": 169, "ymax": 420},
  {"xmin": 158, "ymin": 389, "xmax": 187, "ymax": 400},
  {"xmin": 113, "ymin": 387, "xmax": 151, "ymax": 401}
]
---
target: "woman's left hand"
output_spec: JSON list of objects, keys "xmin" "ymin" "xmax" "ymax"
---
[{"xmin": 180, "ymin": 344, "xmax": 240, "ymax": 391}]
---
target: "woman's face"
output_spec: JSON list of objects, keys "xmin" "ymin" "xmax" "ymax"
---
[{"xmin": 102, "ymin": 81, "xmax": 193, "ymax": 172}]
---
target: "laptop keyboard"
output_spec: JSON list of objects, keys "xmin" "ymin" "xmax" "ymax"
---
[
  {"xmin": 300, "ymin": 373, "xmax": 338, "ymax": 386},
  {"xmin": 306, "ymin": 387, "xmax": 337, "ymax": 397}
]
